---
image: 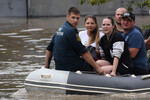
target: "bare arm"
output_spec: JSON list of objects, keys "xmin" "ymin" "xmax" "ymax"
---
[
  {"xmin": 110, "ymin": 57, "xmax": 119, "ymax": 76},
  {"xmin": 82, "ymin": 51, "xmax": 104, "ymax": 74},
  {"xmin": 129, "ymin": 48, "xmax": 139, "ymax": 59},
  {"xmin": 145, "ymin": 36, "xmax": 150, "ymax": 50},
  {"xmin": 45, "ymin": 50, "xmax": 53, "ymax": 68}
]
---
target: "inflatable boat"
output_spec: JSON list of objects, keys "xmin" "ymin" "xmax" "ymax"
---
[{"xmin": 24, "ymin": 68, "xmax": 150, "ymax": 95}]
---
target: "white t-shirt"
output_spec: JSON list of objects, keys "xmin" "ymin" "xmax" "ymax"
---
[{"xmin": 79, "ymin": 30, "xmax": 104, "ymax": 48}]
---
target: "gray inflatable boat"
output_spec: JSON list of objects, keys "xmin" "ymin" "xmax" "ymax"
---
[{"xmin": 24, "ymin": 67, "xmax": 150, "ymax": 95}]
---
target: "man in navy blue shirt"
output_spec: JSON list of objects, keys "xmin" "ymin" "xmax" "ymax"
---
[
  {"xmin": 45, "ymin": 7, "xmax": 104, "ymax": 74},
  {"xmin": 121, "ymin": 12, "xmax": 149, "ymax": 75}
]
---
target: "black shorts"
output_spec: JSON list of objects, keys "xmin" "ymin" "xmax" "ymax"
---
[
  {"xmin": 56, "ymin": 58, "xmax": 93, "ymax": 72},
  {"xmin": 134, "ymin": 67, "xmax": 149, "ymax": 75},
  {"xmin": 116, "ymin": 63, "xmax": 134, "ymax": 75},
  {"xmin": 73, "ymin": 58, "xmax": 93, "ymax": 72}
]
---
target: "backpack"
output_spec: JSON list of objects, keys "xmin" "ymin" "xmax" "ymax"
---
[{"xmin": 86, "ymin": 46, "xmax": 101, "ymax": 61}]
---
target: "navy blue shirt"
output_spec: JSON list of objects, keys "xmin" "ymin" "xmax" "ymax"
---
[
  {"xmin": 47, "ymin": 21, "xmax": 87, "ymax": 71},
  {"xmin": 122, "ymin": 28, "xmax": 148, "ymax": 70}
]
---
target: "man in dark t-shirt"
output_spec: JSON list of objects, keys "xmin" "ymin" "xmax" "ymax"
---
[
  {"xmin": 45, "ymin": 7, "xmax": 104, "ymax": 74},
  {"xmin": 121, "ymin": 12, "xmax": 149, "ymax": 75}
]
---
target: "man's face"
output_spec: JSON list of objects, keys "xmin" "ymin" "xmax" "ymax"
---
[
  {"xmin": 115, "ymin": 9, "xmax": 126, "ymax": 24},
  {"xmin": 67, "ymin": 13, "xmax": 80, "ymax": 27},
  {"xmin": 121, "ymin": 18, "xmax": 135, "ymax": 32}
]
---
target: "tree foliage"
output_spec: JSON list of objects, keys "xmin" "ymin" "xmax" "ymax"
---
[
  {"xmin": 127, "ymin": 0, "xmax": 150, "ymax": 12},
  {"xmin": 79, "ymin": 0, "xmax": 113, "ymax": 6},
  {"xmin": 79, "ymin": 0, "xmax": 150, "ymax": 10},
  {"xmin": 79, "ymin": 0, "xmax": 150, "ymax": 30},
  {"xmin": 135, "ymin": 0, "xmax": 150, "ymax": 8}
]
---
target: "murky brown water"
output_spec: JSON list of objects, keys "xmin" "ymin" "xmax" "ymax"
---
[{"xmin": 0, "ymin": 16, "xmax": 150, "ymax": 100}]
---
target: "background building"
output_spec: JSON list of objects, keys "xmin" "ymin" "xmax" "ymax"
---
[{"xmin": 0, "ymin": 0, "xmax": 149, "ymax": 17}]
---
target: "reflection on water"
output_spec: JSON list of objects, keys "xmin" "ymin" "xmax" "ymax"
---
[
  {"xmin": 11, "ymin": 88, "xmax": 150, "ymax": 100},
  {"xmin": 0, "ymin": 16, "xmax": 150, "ymax": 100},
  {"xmin": 20, "ymin": 28, "xmax": 44, "ymax": 32},
  {"xmin": 0, "ymin": 18, "xmax": 50, "ymax": 99}
]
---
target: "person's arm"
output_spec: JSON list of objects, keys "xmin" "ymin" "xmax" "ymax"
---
[
  {"xmin": 145, "ymin": 36, "xmax": 150, "ymax": 50},
  {"xmin": 129, "ymin": 48, "xmax": 139, "ymax": 59},
  {"xmin": 82, "ymin": 51, "xmax": 104, "ymax": 74},
  {"xmin": 110, "ymin": 57, "xmax": 119, "ymax": 76},
  {"xmin": 45, "ymin": 34, "xmax": 55, "ymax": 68},
  {"xmin": 110, "ymin": 41, "xmax": 124, "ymax": 76},
  {"xmin": 45, "ymin": 50, "xmax": 53, "ymax": 68}
]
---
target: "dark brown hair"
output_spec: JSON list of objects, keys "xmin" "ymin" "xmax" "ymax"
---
[
  {"xmin": 68, "ymin": 7, "xmax": 80, "ymax": 15},
  {"xmin": 104, "ymin": 16, "xmax": 116, "ymax": 48}
]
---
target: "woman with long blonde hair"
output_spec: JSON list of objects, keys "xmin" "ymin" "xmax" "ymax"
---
[
  {"xmin": 79, "ymin": 15, "xmax": 104, "ymax": 47},
  {"xmin": 79, "ymin": 15, "xmax": 104, "ymax": 60}
]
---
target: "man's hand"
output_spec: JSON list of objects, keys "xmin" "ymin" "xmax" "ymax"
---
[{"xmin": 95, "ymin": 67, "xmax": 105, "ymax": 75}]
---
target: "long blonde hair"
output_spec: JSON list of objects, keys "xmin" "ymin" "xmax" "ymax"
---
[{"xmin": 84, "ymin": 15, "xmax": 100, "ymax": 46}]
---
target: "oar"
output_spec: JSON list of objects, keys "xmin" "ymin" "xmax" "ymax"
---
[{"xmin": 141, "ymin": 74, "xmax": 150, "ymax": 80}]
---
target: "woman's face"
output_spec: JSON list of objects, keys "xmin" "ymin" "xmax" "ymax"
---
[
  {"xmin": 84, "ymin": 18, "xmax": 97, "ymax": 32},
  {"xmin": 102, "ymin": 18, "xmax": 114, "ymax": 35}
]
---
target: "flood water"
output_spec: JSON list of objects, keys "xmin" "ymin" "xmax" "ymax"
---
[{"xmin": 0, "ymin": 16, "xmax": 150, "ymax": 100}]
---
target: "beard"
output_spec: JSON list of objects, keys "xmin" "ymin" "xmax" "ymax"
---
[{"xmin": 116, "ymin": 21, "xmax": 121, "ymax": 25}]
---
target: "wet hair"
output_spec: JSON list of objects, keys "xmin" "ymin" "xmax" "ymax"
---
[
  {"xmin": 103, "ymin": 16, "xmax": 116, "ymax": 48},
  {"xmin": 68, "ymin": 7, "xmax": 80, "ymax": 15},
  {"xmin": 84, "ymin": 15, "xmax": 100, "ymax": 46}
]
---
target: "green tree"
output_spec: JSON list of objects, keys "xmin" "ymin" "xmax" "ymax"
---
[
  {"xmin": 79, "ymin": 0, "xmax": 113, "ymax": 6},
  {"xmin": 79, "ymin": 0, "xmax": 150, "ymax": 11},
  {"xmin": 127, "ymin": 0, "xmax": 150, "ymax": 12},
  {"xmin": 79, "ymin": 0, "xmax": 150, "ymax": 30},
  {"xmin": 135, "ymin": 0, "xmax": 150, "ymax": 8}
]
